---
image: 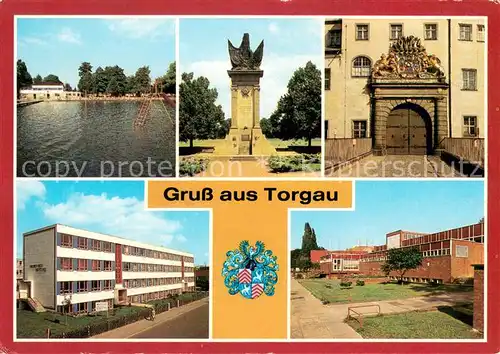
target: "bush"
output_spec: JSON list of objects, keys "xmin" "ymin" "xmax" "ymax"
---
[
  {"xmin": 356, "ymin": 280, "xmax": 365, "ymax": 286},
  {"xmin": 325, "ymin": 284, "xmax": 332, "ymax": 289},
  {"xmin": 267, "ymin": 154, "xmax": 321, "ymax": 173},
  {"xmin": 452, "ymin": 277, "xmax": 474, "ymax": 286},
  {"xmin": 340, "ymin": 281, "xmax": 352, "ymax": 288},
  {"xmin": 322, "ymin": 300, "xmax": 330, "ymax": 305},
  {"xmin": 179, "ymin": 158, "xmax": 208, "ymax": 177}
]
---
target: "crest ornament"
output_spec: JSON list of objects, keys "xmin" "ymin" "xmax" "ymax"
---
[
  {"xmin": 240, "ymin": 87, "xmax": 251, "ymax": 97},
  {"xmin": 372, "ymin": 35, "xmax": 445, "ymax": 79},
  {"xmin": 222, "ymin": 241, "xmax": 279, "ymax": 300}
]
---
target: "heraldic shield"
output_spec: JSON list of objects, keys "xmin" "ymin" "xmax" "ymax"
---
[{"xmin": 222, "ymin": 241, "xmax": 279, "ymax": 300}]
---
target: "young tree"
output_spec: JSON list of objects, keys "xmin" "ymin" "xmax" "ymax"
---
[
  {"xmin": 260, "ymin": 117, "xmax": 274, "ymax": 138},
  {"xmin": 16, "ymin": 60, "xmax": 32, "ymax": 98},
  {"xmin": 161, "ymin": 62, "xmax": 176, "ymax": 94},
  {"xmin": 179, "ymin": 72, "xmax": 226, "ymax": 148},
  {"xmin": 93, "ymin": 67, "xmax": 108, "ymax": 95},
  {"xmin": 33, "ymin": 74, "xmax": 43, "ymax": 84},
  {"xmin": 43, "ymin": 74, "xmax": 61, "ymax": 83},
  {"xmin": 269, "ymin": 61, "xmax": 321, "ymax": 146},
  {"xmin": 77, "ymin": 62, "xmax": 93, "ymax": 95},
  {"xmin": 381, "ymin": 247, "xmax": 423, "ymax": 284},
  {"xmin": 134, "ymin": 66, "xmax": 151, "ymax": 94}
]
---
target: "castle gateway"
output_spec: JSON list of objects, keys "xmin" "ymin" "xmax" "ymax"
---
[{"xmin": 370, "ymin": 36, "xmax": 449, "ymax": 155}]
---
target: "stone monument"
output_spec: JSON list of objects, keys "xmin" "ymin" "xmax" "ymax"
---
[{"xmin": 221, "ymin": 33, "xmax": 276, "ymax": 156}]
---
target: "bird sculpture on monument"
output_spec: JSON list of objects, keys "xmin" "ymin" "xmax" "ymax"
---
[{"xmin": 228, "ymin": 33, "xmax": 264, "ymax": 70}]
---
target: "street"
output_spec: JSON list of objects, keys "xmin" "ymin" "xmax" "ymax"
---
[{"xmin": 131, "ymin": 301, "xmax": 209, "ymax": 339}]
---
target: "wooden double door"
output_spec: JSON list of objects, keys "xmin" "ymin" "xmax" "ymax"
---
[{"xmin": 386, "ymin": 106, "xmax": 430, "ymax": 155}]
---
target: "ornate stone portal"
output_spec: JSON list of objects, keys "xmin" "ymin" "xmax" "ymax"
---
[
  {"xmin": 221, "ymin": 33, "xmax": 276, "ymax": 156},
  {"xmin": 370, "ymin": 36, "xmax": 449, "ymax": 155}
]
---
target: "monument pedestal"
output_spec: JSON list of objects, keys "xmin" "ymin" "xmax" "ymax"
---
[{"xmin": 216, "ymin": 69, "xmax": 276, "ymax": 156}]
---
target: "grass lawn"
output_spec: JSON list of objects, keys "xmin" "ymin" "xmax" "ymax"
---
[
  {"xmin": 178, "ymin": 138, "xmax": 321, "ymax": 148},
  {"xmin": 346, "ymin": 306, "xmax": 482, "ymax": 339},
  {"xmin": 16, "ymin": 306, "xmax": 145, "ymax": 338},
  {"xmin": 299, "ymin": 279, "xmax": 472, "ymax": 304}
]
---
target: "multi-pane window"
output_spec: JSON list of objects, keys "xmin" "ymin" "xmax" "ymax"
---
[
  {"xmin": 91, "ymin": 280, "xmax": 101, "ymax": 291},
  {"xmin": 77, "ymin": 302, "xmax": 87, "ymax": 313},
  {"xmin": 462, "ymin": 69, "xmax": 477, "ymax": 90},
  {"xmin": 92, "ymin": 260, "xmax": 101, "ymax": 271},
  {"xmin": 328, "ymin": 29, "xmax": 341, "ymax": 47},
  {"xmin": 104, "ymin": 261, "xmax": 112, "ymax": 271},
  {"xmin": 103, "ymin": 280, "xmax": 112, "ymax": 290},
  {"xmin": 60, "ymin": 234, "xmax": 72, "ymax": 247},
  {"xmin": 77, "ymin": 237, "xmax": 88, "ymax": 250},
  {"xmin": 424, "ymin": 24, "xmax": 438, "ymax": 40},
  {"xmin": 60, "ymin": 281, "xmax": 72, "ymax": 294},
  {"xmin": 390, "ymin": 24, "xmax": 403, "ymax": 40},
  {"xmin": 77, "ymin": 259, "xmax": 88, "ymax": 271},
  {"xmin": 103, "ymin": 242, "xmax": 112, "ymax": 252},
  {"xmin": 477, "ymin": 24, "xmax": 485, "ymax": 42},
  {"xmin": 463, "ymin": 116, "xmax": 478, "ymax": 137},
  {"xmin": 77, "ymin": 281, "xmax": 88, "ymax": 293},
  {"xmin": 459, "ymin": 24, "xmax": 472, "ymax": 41},
  {"xmin": 352, "ymin": 56, "xmax": 371, "ymax": 77},
  {"xmin": 91, "ymin": 239, "xmax": 101, "ymax": 251},
  {"xmin": 356, "ymin": 24, "xmax": 369, "ymax": 40},
  {"xmin": 61, "ymin": 258, "xmax": 72, "ymax": 271},
  {"xmin": 352, "ymin": 120, "xmax": 367, "ymax": 138},
  {"xmin": 325, "ymin": 68, "xmax": 331, "ymax": 90},
  {"xmin": 456, "ymin": 245, "xmax": 469, "ymax": 257}
]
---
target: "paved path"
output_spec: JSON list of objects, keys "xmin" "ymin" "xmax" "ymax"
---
[
  {"xmin": 132, "ymin": 301, "xmax": 208, "ymax": 339},
  {"xmin": 93, "ymin": 298, "xmax": 209, "ymax": 339},
  {"xmin": 291, "ymin": 279, "xmax": 362, "ymax": 339},
  {"xmin": 291, "ymin": 279, "xmax": 473, "ymax": 339},
  {"xmin": 196, "ymin": 158, "xmax": 320, "ymax": 178},
  {"xmin": 328, "ymin": 155, "xmax": 463, "ymax": 178}
]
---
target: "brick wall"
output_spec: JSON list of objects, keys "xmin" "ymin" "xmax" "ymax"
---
[
  {"xmin": 359, "ymin": 256, "xmax": 453, "ymax": 282},
  {"xmin": 473, "ymin": 265, "xmax": 484, "ymax": 332},
  {"xmin": 451, "ymin": 240, "xmax": 484, "ymax": 281}
]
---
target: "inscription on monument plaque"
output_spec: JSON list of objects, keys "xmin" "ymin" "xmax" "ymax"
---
[
  {"xmin": 241, "ymin": 134, "xmax": 251, "ymax": 141},
  {"xmin": 237, "ymin": 94, "xmax": 253, "ymax": 129}
]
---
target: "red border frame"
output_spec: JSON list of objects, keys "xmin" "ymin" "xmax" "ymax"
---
[{"xmin": 1, "ymin": 0, "xmax": 499, "ymax": 352}]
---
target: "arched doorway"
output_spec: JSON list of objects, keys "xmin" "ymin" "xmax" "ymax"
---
[{"xmin": 386, "ymin": 103, "xmax": 432, "ymax": 155}]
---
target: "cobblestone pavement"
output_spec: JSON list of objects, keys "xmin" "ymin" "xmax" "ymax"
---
[{"xmin": 327, "ymin": 155, "xmax": 466, "ymax": 178}]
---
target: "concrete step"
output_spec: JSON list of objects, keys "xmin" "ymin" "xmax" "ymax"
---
[{"xmin": 229, "ymin": 155, "xmax": 258, "ymax": 162}]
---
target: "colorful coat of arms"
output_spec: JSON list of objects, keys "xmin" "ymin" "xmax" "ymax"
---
[{"xmin": 222, "ymin": 241, "xmax": 278, "ymax": 299}]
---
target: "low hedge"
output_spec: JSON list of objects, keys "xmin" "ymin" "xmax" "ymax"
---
[
  {"xmin": 267, "ymin": 154, "xmax": 321, "ymax": 173},
  {"xmin": 179, "ymin": 158, "xmax": 209, "ymax": 177}
]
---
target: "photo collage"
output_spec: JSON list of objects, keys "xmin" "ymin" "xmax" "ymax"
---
[{"xmin": 14, "ymin": 15, "xmax": 486, "ymax": 343}]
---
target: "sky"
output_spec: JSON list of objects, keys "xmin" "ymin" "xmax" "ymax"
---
[
  {"xmin": 16, "ymin": 180, "xmax": 210, "ymax": 265},
  {"xmin": 17, "ymin": 17, "xmax": 176, "ymax": 88},
  {"xmin": 291, "ymin": 181, "xmax": 485, "ymax": 250},
  {"xmin": 179, "ymin": 18, "xmax": 323, "ymax": 119}
]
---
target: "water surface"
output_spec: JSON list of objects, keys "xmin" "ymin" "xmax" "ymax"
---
[{"xmin": 17, "ymin": 100, "xmax": 176, "ymax": 177}]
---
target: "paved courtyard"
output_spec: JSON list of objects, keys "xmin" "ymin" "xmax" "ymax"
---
[
  {"xmin": 326, "ymin": 155, "xmax": 465, "ymax": 178},
  {"xmin": 290, "ymin": 279, "xmax": 473, "ymax": 339}
]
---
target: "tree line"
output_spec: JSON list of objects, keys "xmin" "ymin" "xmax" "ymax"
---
[
  {"xmin": 16, "ymin": 59, "xmax": 175, "ymax": 98},
  {"xmin": 179, "ymin": 61, "xmax": 321, "ymax": 147}
]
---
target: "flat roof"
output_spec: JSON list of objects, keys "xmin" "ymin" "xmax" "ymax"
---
[{"xmin": 24, "ymin": 224, "xmax": 195, "ymax": 257}]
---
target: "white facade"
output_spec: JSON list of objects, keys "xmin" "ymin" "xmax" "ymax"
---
[
  {"xmin": 19, "ymin": 83, "xmax": 82, "ymax": 101},
  {"xmin": 23, "ymin": 224, "xmax": 196, "ymax": 314}
]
